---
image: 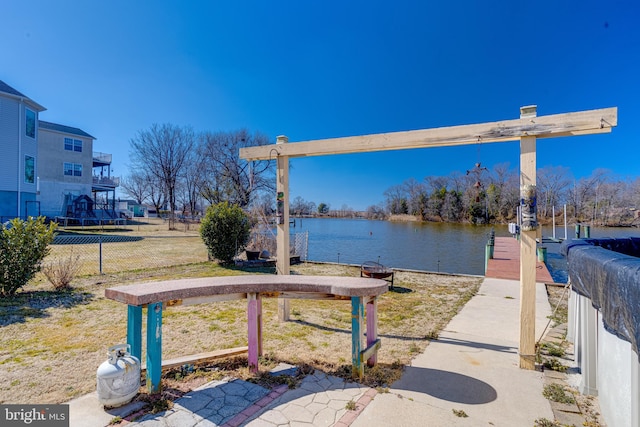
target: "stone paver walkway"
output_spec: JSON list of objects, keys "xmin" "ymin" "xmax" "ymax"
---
[{"xmin": 128, "ymin": 369, "xmax": 372, "ymax": 427}]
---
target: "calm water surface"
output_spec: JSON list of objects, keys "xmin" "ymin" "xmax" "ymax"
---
[{"xmin": 292, "ymin": 218, "xmax": 640, "ymax": 280}]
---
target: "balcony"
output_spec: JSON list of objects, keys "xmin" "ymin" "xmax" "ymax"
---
[{"xmin": 93, "ymin": 152, "xmax": 112, "ymax": 167}]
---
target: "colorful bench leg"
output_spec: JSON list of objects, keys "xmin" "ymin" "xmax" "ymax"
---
[
  {"xmin": 247, "ymin": 292, "xmax": 262, "ymax": 373},
  {"xmin": 351, "ymin": 296, "xmax": 364, "ymax": 378},
  {"xmin": 146, "ymin": 302, "xmax": 163, "ymax": 394},
  {"xmin": 127, "ymin": 305, "xmax": 142, "ymax": 362},
  {"xmin": 366, "ymin": 297, "xmax": 378, "ymax": 366}
]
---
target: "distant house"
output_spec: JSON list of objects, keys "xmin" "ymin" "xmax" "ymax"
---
[
  {"xmin": 0, "ymin": 80, "xmax": 119, "ymax": 221},
  {"xmin": 0, "ymin": 80, "xmax": 46, "ymax": 220},
  {"xmin": 37, "ymin": 120, "xmax": 96, "ymax": 218}
]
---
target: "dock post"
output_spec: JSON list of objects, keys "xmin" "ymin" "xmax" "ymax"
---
[
  {"xmin": 552, "ymin": 206, "xmax": 556, "ymax": 240},
  {"xmin": 575, "ymin": 224, "xmax": 581, "ymax": 239},
  {"xmin": 537, "ymin": 246, "xmax": 547, "ymax": 263},
  {"xmin": 584, "ymin": 225, "xmax": 591, "ymax": 238}
]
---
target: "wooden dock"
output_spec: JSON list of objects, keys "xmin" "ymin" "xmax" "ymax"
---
[{"xmin": 485, "ymin": 237, "xmax": 554, "ymax": 283}]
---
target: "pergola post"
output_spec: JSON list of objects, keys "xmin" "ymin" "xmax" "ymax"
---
[
  {"xmin": 276, "ymin": 135, "xmax": 291, "ymax": 321},
  {"xmin": 519, "ymin": 105, "xmax": 537, "ymax": 369}
]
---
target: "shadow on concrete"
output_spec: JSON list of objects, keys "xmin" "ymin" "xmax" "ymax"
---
[
  {"xmin": 393, "ymin": 366, "xmax": 497, "ymax": 404},
  {"xmin": 434, "ymin": 336, "xmax": 517, "ymax": 354},
  {"xmin": 292, "ymin": 319, "xmax": 429, "ymax": 342}
]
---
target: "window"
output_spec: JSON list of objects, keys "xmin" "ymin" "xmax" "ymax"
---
[
  {"xmin": 24, "ymin": 155, "xmax": 35, "ymax": 184},
  {"xmin": 63, "ymin": 162, "xmax": 82, "ymax": 177},
  {"xmin": 25, "ymin": 109, "xmax": 35, "ymax": 139},
  {"xmin": 64, "ymin": 138, "xmax": 82, "ymax": 152}
]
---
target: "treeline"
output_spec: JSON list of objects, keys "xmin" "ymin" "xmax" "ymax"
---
[
  {"xmin": 290, "ymin": 164, "xmax": 640, "ymax": 226},
  {"xmin": 376, "ymin": 165, "xmax": 640, "ymax": 226}
]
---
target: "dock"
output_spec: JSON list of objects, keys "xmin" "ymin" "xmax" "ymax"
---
[{"xmin": 485, "ymin": 236, "xmax": 554, "ymax": 283}]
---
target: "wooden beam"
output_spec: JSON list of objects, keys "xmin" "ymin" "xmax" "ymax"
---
[
  {"xmin": 260, "ymin": 291, "xmax": 350, "ymax": 300},
  {"xmin": 164, "ymin": 293, "xmax": 247, "ymax": 307},
  {"xmin": 141, "ymin": 347, "xmax": 249, "ymax": 371},
  {"xmin": 240, "ymin": 107, "xmax": 617, "ymax": 160},
  {"xmin": 360, "ymin": 339, "xmax": 382, "ymax": 365}
]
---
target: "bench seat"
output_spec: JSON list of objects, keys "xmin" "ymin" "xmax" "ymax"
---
[
  {"xmin": 105, "ymin": 275, "xmax": 387, "ymax": 393},
  {"xmin": 105, "ymin": 275, "xmax": 389, "ymax": 306}
]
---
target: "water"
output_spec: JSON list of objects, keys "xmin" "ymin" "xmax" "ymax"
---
[{"xmin": 292, "ymin": 218, "xmax": 640, "ymax": 279}]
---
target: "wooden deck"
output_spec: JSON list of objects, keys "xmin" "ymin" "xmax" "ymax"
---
[{"xmin": 485, "ymin": 237, "xmax": 554, "ymax": 283}]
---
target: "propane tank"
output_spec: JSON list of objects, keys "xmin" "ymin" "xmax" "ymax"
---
[{"xmin": 96, "ymin": 344, "xmax": 141, "ymax": 407}]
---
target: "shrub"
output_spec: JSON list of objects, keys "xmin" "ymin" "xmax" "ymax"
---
[
  {"xmin": 42, "ymin": 249, "xmax": 81, "ymax": 290},
  {"xmin": 200, "ymin": 202, "xmax": 251, "ymax": 264},
  {"xmin": 0, "ymin": 217, "xmax": 57, "ymax": 296}
]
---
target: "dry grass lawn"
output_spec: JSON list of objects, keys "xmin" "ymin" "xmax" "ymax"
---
[{"xmin": 0, "ymin": 259, "xmax": 481, "ymax": 405}]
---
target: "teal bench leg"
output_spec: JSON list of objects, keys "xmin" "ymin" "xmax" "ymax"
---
[
  {"xmin": 146, "ymin": 302, "xmax": 163, "ymax": 394},
  {"xmin": 127, "ymin": 305, "xmax": 142, "ymax": 361},
  {"xmin": 351, "ymin": 296, "xmax": 364, "ymax": 378}
]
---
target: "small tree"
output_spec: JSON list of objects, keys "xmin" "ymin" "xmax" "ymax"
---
[
  {"xmin": 200, "ymin": 202, "xmax": 251, "ymax": 264},
  {"xmin": 0, "ymin": 217, "xmax": 57, "ymax": 296}
]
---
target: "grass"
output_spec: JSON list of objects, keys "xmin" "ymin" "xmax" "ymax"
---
[
  {"xmin": 0, "ymin": 257, "xmax": 481, "ymax": 404},
  {"xmin": 542, "ymin": 383, "xmax": 576, "ymax": 404}
]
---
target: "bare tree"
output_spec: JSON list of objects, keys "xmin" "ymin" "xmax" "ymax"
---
[
  {"xmin": 537, "ymin": 166, "xmax": 572, "ymax": 218},
  {"xmin": 384, "ymin": 185, "xmax": 408, "ymax": 215},
  {"xmin": 120, "ymin": 171, "xmax": 150, "ymax": 204},
  {"xmin": 129, "ymin": 124, "xmax": 195, "ymax": 216},
  {"xmin": 199, "ymin": 129, "xmax": 275, "ymax": 208},
  {"xmin": 179, "ymin": 150, "xmax": 207, "ymax": 217}
]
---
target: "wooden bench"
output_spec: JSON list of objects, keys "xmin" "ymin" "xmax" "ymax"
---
[{"xmin": 105, "ymin": 275, "xmax": 388, "ymax": 393}]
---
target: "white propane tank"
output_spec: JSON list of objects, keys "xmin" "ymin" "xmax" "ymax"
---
[{"xmin": 96, "ymin": 344, "xmax": 141, "ymax": 407}]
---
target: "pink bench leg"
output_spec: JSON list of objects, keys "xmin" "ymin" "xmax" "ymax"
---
[
  {"xmin": 366, "ymin": 297, "xmax": 378, "ymax": 366},
  {"xmin": 247, "ymin": 292, "xmax": 262, "ymax": 372}
]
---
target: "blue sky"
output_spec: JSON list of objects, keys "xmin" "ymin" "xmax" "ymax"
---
[{"xmin": 2, "ymin": 1, "xmax": 638, "ymax": 210}]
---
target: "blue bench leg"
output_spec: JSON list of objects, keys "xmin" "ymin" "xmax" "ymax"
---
[
  {"xmin": 127, "ymin": 305, "xmax": 142, "ymax": 361},
  {"xmin": 351, "ymin": 296, "xmax": 364, "ymax": 378},
  {"xmin": 147, "ymin": 302, "xmax": 163, "ymax": 394}
]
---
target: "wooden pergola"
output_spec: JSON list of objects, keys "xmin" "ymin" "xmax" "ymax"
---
[{"xmin": 240, "ymin": 105, "xmax": 617, "ymax": 369}]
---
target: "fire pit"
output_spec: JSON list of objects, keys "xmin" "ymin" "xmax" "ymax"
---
[{"xmin": 360, "ymin": 261, "xmax": 394, "ymax": 289}]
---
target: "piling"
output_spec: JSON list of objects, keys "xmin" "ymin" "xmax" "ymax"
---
[{"xmin": 537, "ymin": 246, "xmax": 547, "ymax": 263}]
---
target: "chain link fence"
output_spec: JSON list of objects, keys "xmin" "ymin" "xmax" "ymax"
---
[{"xmin": 45, "ymin": 231, "xmax": 309, "ymax": 276}]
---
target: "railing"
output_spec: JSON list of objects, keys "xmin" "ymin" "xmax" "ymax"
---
[
  {"xmin": 93, "ymin": 152, "xmax": 112, "ymax": 164},
  {"xmin": 92, "ymin": 176, "xmax": 120, "ymax": 187}
]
